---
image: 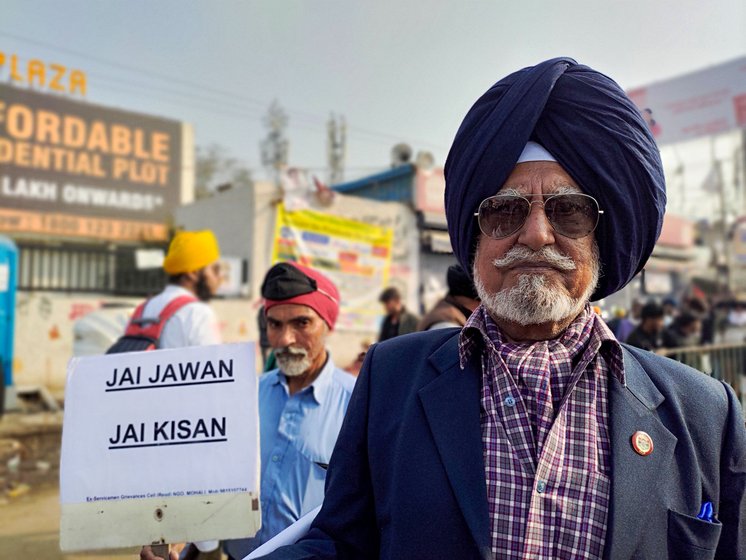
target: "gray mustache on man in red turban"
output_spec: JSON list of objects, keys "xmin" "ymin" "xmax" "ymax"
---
[{"xmin": 445, "ymin": 57, "xmax": 666, "ymax": 301}]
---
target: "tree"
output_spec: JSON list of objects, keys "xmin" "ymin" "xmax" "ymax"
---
[{"xmin": 195, "ymin": 144, "xmax": 254, "ymax": 199}]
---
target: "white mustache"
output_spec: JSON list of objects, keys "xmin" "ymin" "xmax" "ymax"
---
[
  {"xmin": 275, "ymin": 346, "xmax": 308, "ymax": 359},
  {"xmin": 492, "ymin": 245, "xmax": 576, "ymax": 271}
]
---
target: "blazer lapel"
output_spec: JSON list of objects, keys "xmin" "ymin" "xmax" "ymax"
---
[
  {"xmin": 418, "ymin": 334, "xmax": 492, "ymax": 559},
  {"xmin": 604, "ymin": 346, "xmax": 677, "ymax": 560}
]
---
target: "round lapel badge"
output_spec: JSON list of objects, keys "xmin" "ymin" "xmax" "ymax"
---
[{"xmin": 631, "ymin": 431, "xmax": 654, "ymax": 456}]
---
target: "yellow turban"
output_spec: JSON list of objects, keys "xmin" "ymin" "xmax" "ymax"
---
[{"xmin": 163, "ymin": 230, "xmax": 220, "ymax": 275}]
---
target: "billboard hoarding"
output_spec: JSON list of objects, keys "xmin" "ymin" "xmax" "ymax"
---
[
  {"xmin": 627, "ymin": 56, "xmax": 746, "ymax": 146},
  {"xmin": 0, "ymin": 83, "xmax": 187, "ymax": 241}
]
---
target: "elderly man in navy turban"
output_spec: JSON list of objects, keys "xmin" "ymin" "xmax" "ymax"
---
[{"xmin": 251, "ymin": 58, "xmax": 746, "ymax": 560}]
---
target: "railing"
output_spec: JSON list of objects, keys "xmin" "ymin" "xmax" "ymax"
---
[
  {"xmin": 16, "ymin": 242, "xmax": 167, "ymax": 296},
  {"xmin": 656, "ymin": 343, "xmax": 746, "ymax": 409}
]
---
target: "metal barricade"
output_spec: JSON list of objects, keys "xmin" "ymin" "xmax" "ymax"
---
[{"xmin": 657, "ymin": 343, "xmax": 746, "ymax": 410}]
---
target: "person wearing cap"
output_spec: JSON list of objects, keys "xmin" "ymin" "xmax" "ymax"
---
[
  {"xmin": 258, "ymin": 59, "xmax": 746, "ymax": 560},
  {"xmin": 377, "ymin": 286, "xmax": 419, "ymax": 342},
  {"xmin": 417, "ymin": 263, "xmax": 480, "ymax": 330},
  {"xmin": 626, "ymin": 301, "xmax": 666, "ymax": 350},
  {"xmin": 144, "ymin": 229, "xmax": 222, "ymax": 348},
  {"xmin": 662, "ymin": 312, "xmax": 703, "ymax": 350},
  {"xmin": 220, "ymin": 262, "xmax": 356, "ymax": 560}
]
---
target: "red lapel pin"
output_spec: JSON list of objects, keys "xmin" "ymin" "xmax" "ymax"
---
[{"xmin": 631, "ymin": 431, "xmax": 654, "ymax": 456}]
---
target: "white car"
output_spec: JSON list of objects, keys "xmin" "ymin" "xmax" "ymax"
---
[{"xmin": 72, "ymin": 303, "xmax": 136, "ymax": 356}]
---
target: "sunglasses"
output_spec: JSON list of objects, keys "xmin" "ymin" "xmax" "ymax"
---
[{"xmin": 474, "ymin": 192, "xmax": 603, "ymax": 240}]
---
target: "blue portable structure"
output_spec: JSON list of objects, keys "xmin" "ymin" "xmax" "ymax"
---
[
  {"xmin": 0, "ymin": 236, "xmax": 17, "ymax": 414},
  {"xmin": 333, "ymin": 164, "xmax": 416, "ymax": 202}
]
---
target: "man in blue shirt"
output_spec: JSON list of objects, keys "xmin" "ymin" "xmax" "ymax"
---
[
  {"xmin": 142, "ymin": 262, "xmax": 355, "ymax": 560},
  {"xmin": 223, "ymin": 262, "xmax": 355, "ymax": 560}
]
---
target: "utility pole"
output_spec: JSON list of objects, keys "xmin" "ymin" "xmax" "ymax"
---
[
  {"xmin": 741, "ymin": 130, "xmax": 746, "ymax": 216},
  {"xmin": 713, "ymin": 137, "xmax": 732, "ymax": 294},
  {"xmin": 327, "ymin": 113, "xmax": 346, "ymax": 185},
  {"xmin": 734, "ymin": 131, "xmax": 746, "ymax": 294},
  {"xmin": 260, "ymin": 100, "xmax": 289, "ymax": 185}
]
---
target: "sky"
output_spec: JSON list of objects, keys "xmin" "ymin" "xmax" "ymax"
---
[{"xmin": 2, "ymin": 0, "xmax": 745, "ymax": 185}]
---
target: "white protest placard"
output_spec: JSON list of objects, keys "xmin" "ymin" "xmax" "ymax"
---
[{"xmin": 59, "ymin": 342, "xmax": 261, "ymax": 552}]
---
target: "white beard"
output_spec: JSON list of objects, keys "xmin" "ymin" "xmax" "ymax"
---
[
  {"xmin": 473, "ymin": 243, "xmax": 600, "ymax": 326},
  {"xmin": 275, "ymin": 348, "xmax": 312, "ymax": 377}
]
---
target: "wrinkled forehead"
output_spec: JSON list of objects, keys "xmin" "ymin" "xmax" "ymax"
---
[
  {"xmin": 495, "ymin": 161, "xmax": 585, "ymax": 197},
  {"xmin": 266, "ymin": 303, "xmax": 322, "ymax": 322},
  {"xmin": 497, "ymin": 184, "xmax": 584, "ymax": 197}
]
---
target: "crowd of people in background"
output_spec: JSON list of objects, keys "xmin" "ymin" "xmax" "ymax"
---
[{"xmin": 606, "ymin": 293, "xmax": 744, "ymax": 353}]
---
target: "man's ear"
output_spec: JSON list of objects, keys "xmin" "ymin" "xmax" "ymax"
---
[{"xmin": 183, "ymin": 269, "xmax": 201, "ymax": 285}]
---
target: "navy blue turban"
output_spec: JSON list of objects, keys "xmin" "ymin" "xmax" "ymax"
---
[{"xmin": 444, "ymin": 57, "xmax": 666, "ymax": 300}]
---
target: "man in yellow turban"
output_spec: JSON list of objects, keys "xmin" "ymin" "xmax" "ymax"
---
[{"xmin": 136, "ymin": 230, "xmax": 223, "ymax": 349}]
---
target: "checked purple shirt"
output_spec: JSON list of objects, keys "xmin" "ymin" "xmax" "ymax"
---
[{"xmin": 459, "ymin": 305, "xmax": 625, "ymax": 559}]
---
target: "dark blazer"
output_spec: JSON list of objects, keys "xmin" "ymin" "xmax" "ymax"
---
[{"xmin": 263, "ymin": 329, "xmax": 746, "ymax": 559}]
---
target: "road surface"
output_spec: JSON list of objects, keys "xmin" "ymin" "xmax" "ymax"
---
[{"xmin": 0, "ymin": 484, "xmax": 137, "ymax": 559}]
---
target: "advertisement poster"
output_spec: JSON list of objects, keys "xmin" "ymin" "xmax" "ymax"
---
[
  {"xmin": 272, "ymin": 202, "xmax": 393, "ymax": 332},
  {"xmin": 627, "ymin": 56, "xmax": 746, "ymax": 146},
  {"xmin": 0, "ymin": 83, "xmax": 185, "ymax": 241}
]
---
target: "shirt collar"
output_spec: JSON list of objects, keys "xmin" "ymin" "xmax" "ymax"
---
[
  {"xmin": 163, "ymin": 284, "xmax": 195, "ymax": 298},
  {"xmin": 593, "ymin": 314, "xmax": 626, "ymax": 385},
  {"xmin": 273, "ymin": 352, "xmax": 335, "ymax": 405},
  {"xmin": 459, "ymin": 305, "xmax": 498, "ymax": 369}
]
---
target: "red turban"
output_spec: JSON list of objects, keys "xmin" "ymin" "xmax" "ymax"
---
[{"xmin": 262, "ymin": 262, "xmax": 340, "ymax": 330}]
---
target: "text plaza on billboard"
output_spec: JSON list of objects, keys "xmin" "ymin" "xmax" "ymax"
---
[{"xmin": 0, "ymin": 51, "xmax": 87, "ymax": 97}]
